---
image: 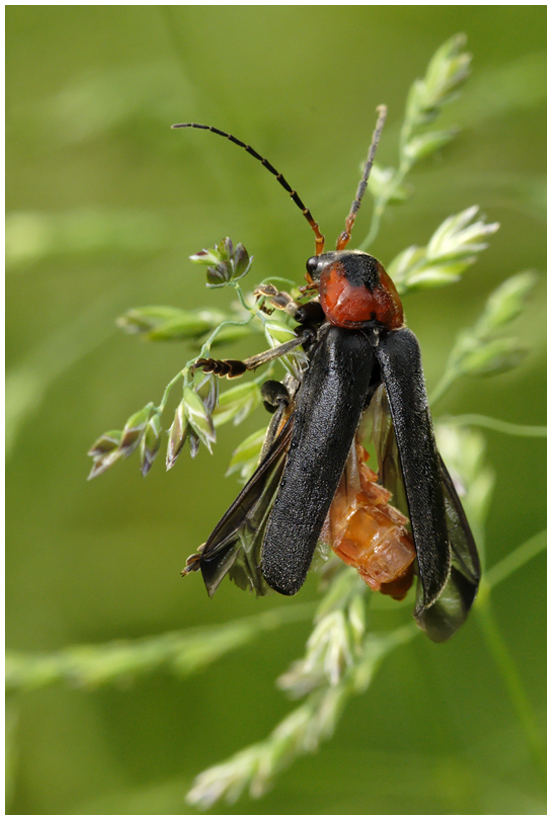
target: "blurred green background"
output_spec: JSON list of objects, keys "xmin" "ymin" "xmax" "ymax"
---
[{"xmin": 6, "ymin": 6, "xmax": 545, "ymax": 815}]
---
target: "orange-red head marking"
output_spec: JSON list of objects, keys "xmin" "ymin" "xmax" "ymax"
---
[{"xmin": 306, "ymin": 251, "xmax": 404, "ymax": 330}]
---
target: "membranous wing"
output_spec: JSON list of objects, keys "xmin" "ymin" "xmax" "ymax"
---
[
  {"xmin": 417, "ymin": 455, "xmax": 480, "ymax": 641},
  {"xmin": 184, "ymin": 414, "xmax": 295, "ymax": 597},
  {"xmin": 373, "ymin": 327, "xmax": 480, "ymax": 642},
  {"xmin": 366, "ymin": 383, "xmax": 408, "ymax": 522}
]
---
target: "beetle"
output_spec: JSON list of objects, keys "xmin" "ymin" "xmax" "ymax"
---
[{"xmin": 176, "ymin": 107, "xmax": 480, "ymax": 642}]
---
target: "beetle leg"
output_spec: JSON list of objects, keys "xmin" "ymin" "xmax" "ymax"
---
[
  {"xmin": 254, "ymin": 283, "xmax": 302, "ymax": 317},
  {"xmin": 193, "ymin": 326, "xmax": 315, "ymax": 378},
  {"xmin": 261, "ymin": 380, "xmax": 291, "ymax": 412}
]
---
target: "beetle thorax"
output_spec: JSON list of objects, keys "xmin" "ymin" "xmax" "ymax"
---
[{"xmin": 306, "ymin": 250, "xmax": 404, "ymax": 330}]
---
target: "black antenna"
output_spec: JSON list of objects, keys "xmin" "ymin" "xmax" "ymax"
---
[
  {"xmin": 336, "ymin": 105, "xmax": 387, "ymax": 251},
  {"xmin": 172, "ymin": 122, "xmax": 325, "ymax": 255}
]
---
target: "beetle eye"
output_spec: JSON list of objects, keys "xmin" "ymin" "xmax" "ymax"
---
[{"xmin": 306, "ymin": 256, "xmax": 319, "ymax": 276}]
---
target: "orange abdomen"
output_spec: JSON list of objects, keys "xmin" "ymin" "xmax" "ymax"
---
[{"xmin": 324, "ymin": 446, "xmax": 415, "ymax": 600}]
